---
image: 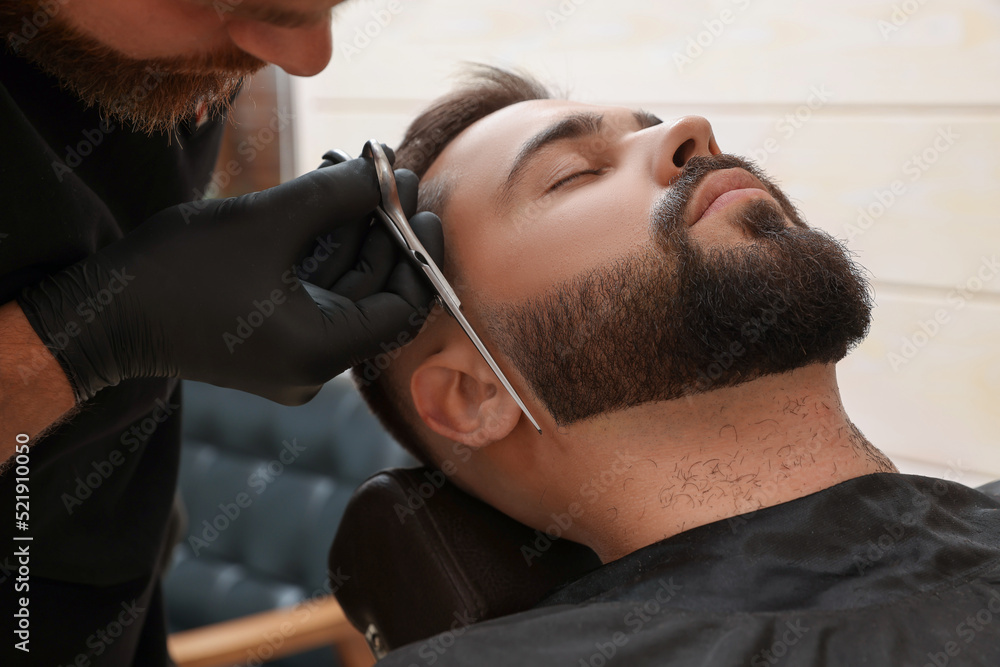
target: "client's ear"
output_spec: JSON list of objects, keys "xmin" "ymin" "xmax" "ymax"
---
[{"xmin": 410, "ymin": 347, "xmax": 521, "ymax": 448}]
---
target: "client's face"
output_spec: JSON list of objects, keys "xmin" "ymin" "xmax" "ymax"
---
[{"xmin": 424, "ymin": 99, "xmax": 871, "ymax": 428}]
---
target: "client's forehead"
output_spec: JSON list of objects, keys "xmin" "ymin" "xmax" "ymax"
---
[
  {"xmin": 426, "ymin": 99, "xmax": 589, "ymax": 180},
  {"xmin": 424, "ymin": 98, "xmax": 635, "ymax": 207}
]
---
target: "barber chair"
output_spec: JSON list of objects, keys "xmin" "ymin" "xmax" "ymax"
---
[
  {"xmin": 329, "ymin": 468, "xmax": 602, "ymax": 658},
  {"xmin": 163, "ymin": 375, "xmax": 597, "ymax": 667},
  {"xmin": 166, "ymin": 377, "xmax": 419, "ymax": 667},
  {"xmin": 331, "ymin": 472, "xmax": 1000, "ymax": 661}
]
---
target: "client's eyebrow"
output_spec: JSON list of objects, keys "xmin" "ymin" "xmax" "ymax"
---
[
  {"xmin": 496, "ymin": 112, "xmax": 603, "ymax": 212},
  {"xmin": 496, "ymin": 109, "xmax": 663, "ymax": 212}
]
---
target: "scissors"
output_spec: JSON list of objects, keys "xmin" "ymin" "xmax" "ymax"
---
[{"xmin": 360, "ymin": 139, "xmax": 542, "ymax": 434}]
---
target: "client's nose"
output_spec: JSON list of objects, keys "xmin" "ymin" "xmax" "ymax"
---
[{"xmin": 651, "ymin": 115, "xmax": 720, "ymax": 185}]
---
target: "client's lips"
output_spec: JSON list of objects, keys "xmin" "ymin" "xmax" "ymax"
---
[{"xmin": 686, "ymin": 168, "xmax": 773, "ymax": 227}]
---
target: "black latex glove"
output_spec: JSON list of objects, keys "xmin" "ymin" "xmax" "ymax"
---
[{"xmin": 17, "ymin": 147, "xmax": 444, "ymax": 405}]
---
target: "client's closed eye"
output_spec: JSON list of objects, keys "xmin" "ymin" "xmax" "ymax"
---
[{"xmin": 547, "ymin": 167, "xmax": 608, "ymax": 193}]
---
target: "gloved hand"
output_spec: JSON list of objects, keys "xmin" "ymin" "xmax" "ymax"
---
[{"xmin": 17, "ymin": 146, "xmax": 444, "ymax": 405}]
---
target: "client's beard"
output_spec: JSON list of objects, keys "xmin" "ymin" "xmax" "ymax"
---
[
  {"xmin": 478, "ymin": 154, "xmax": 873, "ymax": 427},
  {"xmin": 1, "ymin": 1, "xmax": 266, "ymax": 134}
]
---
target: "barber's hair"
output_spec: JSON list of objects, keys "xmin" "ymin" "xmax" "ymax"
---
[{"xmin": 351, "ymin": 65, "xmax": 553, "ymax": 467}]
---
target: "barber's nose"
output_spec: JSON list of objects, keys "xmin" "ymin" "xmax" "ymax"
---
[
  {"xmin": 651, "ymin": 116, "xmax": 720, "ymax": 185},
  {"xmin": 226, "ymin": 19, "xmax": 333, "ymax": 76}
]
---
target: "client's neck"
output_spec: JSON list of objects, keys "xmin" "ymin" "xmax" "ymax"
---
[{"xmin": 552, "ymin": 363, "xmax": 897, "ymax": 563}]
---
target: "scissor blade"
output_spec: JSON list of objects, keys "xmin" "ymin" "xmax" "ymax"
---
[{"xmin": 365, "ymin": 140, "xmax": 542, "ymax": 435}]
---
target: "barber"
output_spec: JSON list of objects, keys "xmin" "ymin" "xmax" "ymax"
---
[{"xmin": 0, "ymin": 2, "xmax": 440, "ymax": 665}]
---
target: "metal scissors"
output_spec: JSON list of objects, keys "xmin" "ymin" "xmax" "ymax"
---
[{"xmin": 361, "ymin": 139, "xmax": 542, "ymax": 434}]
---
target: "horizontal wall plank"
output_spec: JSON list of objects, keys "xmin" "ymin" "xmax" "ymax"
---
[
  {"xmin": 840, "ymin": 292, "xmax": 1000, "ymax": 479},
  {"xmin": 315, "ymin": 0, "xmax": 1000, "ymax": 105}
]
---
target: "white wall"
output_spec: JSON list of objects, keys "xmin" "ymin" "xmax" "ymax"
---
[{"xmin": 290, "ymin": 0, "xmax": 1000, "ymax": 486}]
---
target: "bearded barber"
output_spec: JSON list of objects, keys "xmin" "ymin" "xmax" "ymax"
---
[{"xmin": 0, "ymin": 2, "xmax": 441, "ymax": 664}]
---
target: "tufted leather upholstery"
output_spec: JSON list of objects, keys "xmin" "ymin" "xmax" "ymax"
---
[
  {"xmin": 165, "ymin": 375, "xmax": 416, "ymax": 666},
  {"xmin": 329, "ymin": 468, "xmax": 602, "ymax": 657}
]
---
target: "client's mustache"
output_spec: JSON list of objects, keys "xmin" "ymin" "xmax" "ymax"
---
[{"xmin": 651, "ymin": 153, "xmax": 808, "ymax": 239}]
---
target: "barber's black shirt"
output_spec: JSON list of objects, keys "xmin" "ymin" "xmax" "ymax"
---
[
  {"xmin": 378, "ymin": 473, "xmax": 1000, "ymax": 666},
  {"xmin": 0, "ymin": 48, "xmax": 224, "ymax": 659}
]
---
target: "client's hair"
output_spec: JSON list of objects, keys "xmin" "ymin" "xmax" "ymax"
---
[{"xmin": 351, "ymin": 65, "xmax": 552, "ymax": 467}]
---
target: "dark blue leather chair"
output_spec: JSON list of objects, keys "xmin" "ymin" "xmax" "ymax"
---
[{"xmin": 165, "ymin": 375, "xmax": 416, "ymax": 667}]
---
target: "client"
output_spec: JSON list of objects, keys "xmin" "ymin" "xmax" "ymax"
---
[{"xmin": 352, "ymin": 66, "xmax": 1000, "ymax": 666}]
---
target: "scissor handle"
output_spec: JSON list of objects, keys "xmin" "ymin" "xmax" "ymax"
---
[{"xmin": 363, "ymin": 141, "xmax": 462, "ymax": 307}]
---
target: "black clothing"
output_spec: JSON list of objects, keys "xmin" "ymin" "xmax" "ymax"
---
[
  {"xmin": 0, "ymin": 49, "xmax": 224, "ymax": 665},
  {"xmin": 378, "ymin": 473, "xmax": 1000, "ymax": 666}
]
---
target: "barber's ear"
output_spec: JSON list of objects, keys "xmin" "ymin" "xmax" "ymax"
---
[{"xmin": 410, "ymin": 349, "xmax": 521, "ymax": 448}]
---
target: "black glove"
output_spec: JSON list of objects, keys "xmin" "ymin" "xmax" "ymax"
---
[{"xmin": 17, "ymin": 147, "xmax": 444, "ymax": 405}]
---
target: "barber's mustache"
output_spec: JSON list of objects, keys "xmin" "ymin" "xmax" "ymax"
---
[{"xmin": 651, "ymin": 153, "xmax": 807, "ymax": 235}]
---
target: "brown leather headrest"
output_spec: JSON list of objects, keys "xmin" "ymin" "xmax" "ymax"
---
[{"xmin": 329, "ymin": 467, "xmax": 601, "ymax": 655}]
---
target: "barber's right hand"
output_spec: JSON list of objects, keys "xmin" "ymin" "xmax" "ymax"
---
[{"xmin": 16, "ymin": 149, "xmax": 444, "ymax": 406}]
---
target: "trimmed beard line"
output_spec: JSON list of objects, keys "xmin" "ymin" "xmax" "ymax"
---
[{"xmin": 478, "ymin": 155, "xmax": 873, "ymax": 427}]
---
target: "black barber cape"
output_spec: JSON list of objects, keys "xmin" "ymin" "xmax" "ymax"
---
[
  {"xmin": 378, "ymin": 473, "xmax": 1000, "ymax": 666},
  {"xmin": 0, "ymin": 50, "xmax": 225, "ymax": 665}
]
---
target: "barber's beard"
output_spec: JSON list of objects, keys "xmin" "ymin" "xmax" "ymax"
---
[
  {"xmin": 1, "ymin": 1, "xmax": 266, "ymax": 134},
  {"xmin": 479, "ymin": 154, "xmax": 873, "ymax": 427}
]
